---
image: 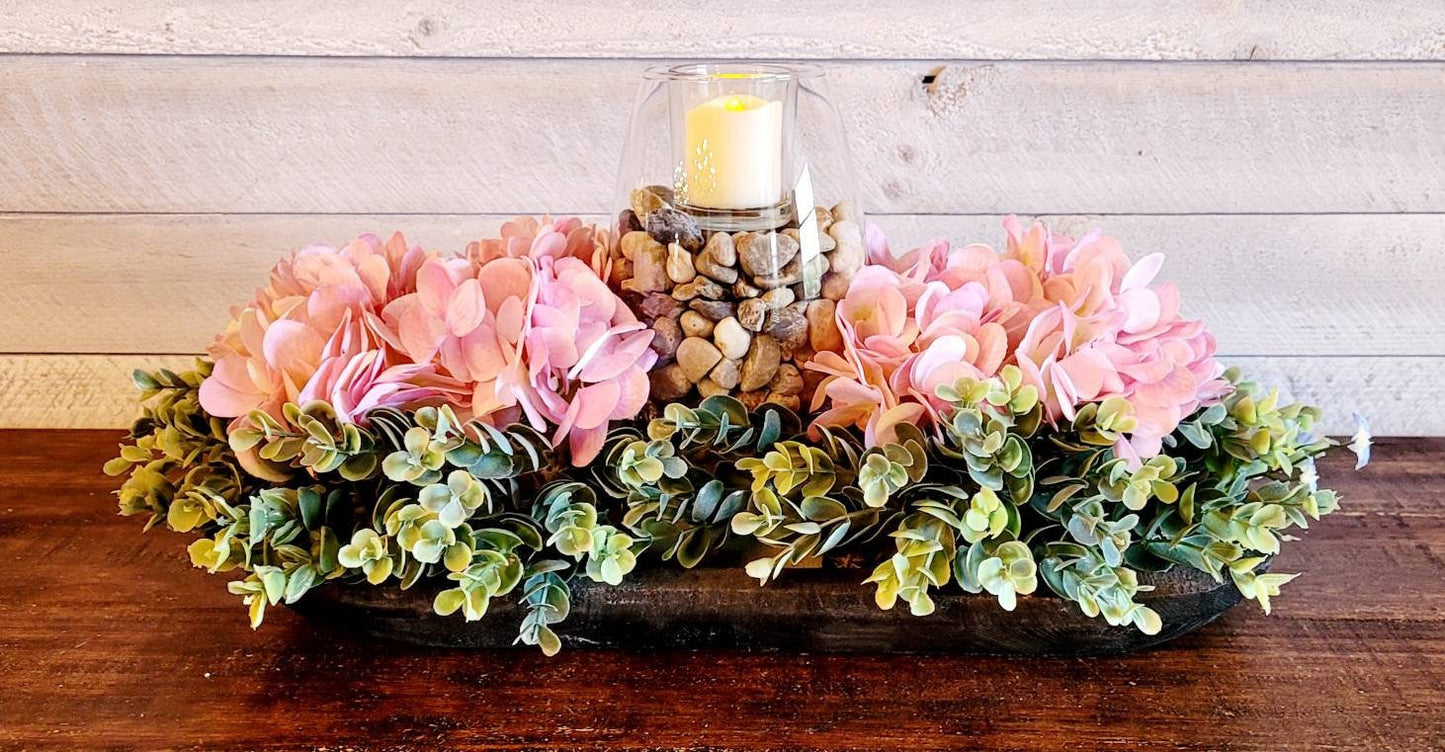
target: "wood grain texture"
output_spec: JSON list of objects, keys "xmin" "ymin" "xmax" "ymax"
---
[
  {"xmin": 0, "ymin": 354, "xmax": 195, "ymax": 429},
  {"xmin": 295, "ymin": 560, "xmax": 1250, "ymax": 655},
  {"xmin": 0, "ymin": 354, "xmax": 1435, "ymax": 436},
  {"xmin": 2, "ymin": 1, "xmax": 1443, "ymax": 60},
  {"xmin": 2, "ymin": 58, "xmax": 1442, "ymax": 214},
  {"xmin": 7, "ymin": 212, "xmax": 1442, "ymax": 357},
  {"xmin": 0, "ymin": 431, "xmax": 1439, "ymax": 751}
]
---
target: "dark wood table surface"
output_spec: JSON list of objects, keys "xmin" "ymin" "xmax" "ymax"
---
[{"xmin": 2, "ymin": 431, "xmax": 1441, "ymax": 751}]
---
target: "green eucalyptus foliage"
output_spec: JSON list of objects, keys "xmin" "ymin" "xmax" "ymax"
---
[
  {"xmin": 934, "ymin": 368, "xmax": 1041, "ymax": 502},
  {"xmin": 1038, "ymin": 542, "xmax": 1161, "ymax": 634},
  {"xmin": 113, "ymin": 355, "xmax": 1359, "ymax": 652},
  {"xmin": 1033, "ymin": 368, "xmax": 1348, "ymax": 623},
  {"xmin": 195, "ymin": 484, "xmax": 349, "ymax": 628},
  {"xmin": 515, "ymin": 562, "xmax": 572, "ymax": 656},
  {"xmin": 534, "ymin": 481, "xmax": 639, "ymax": 586},
  {"xmin": 105, "ymin": 362, "xmax": 249, "ymax": 531},
  {"xmin": 591, "ymin": 397, "xmax": 796, "ymax": 569},
  {"xmin": 858, "ymin": 439, "xmax": 929, "ymax": 508},
  {"xmin": 108, "ymin": 364, "xmax": 639, "ymax": 653},
  {"xmin": 231, "ymin": 401, "xmax": 379, "ymax": 481},
  {"xmin": 959, "ymin": 539, "xmax": 1040, "ymax": 611}
]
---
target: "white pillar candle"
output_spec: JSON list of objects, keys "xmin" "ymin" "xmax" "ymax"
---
[{"xmin": 683, "ymin": 94, "xmax": 783, "ymax": 210}]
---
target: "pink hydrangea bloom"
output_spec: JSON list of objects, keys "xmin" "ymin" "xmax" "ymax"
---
[
  {"xmin": 200, "ymin": 233, "xmax": 449, "ymax": 423},
  {"xmin": 297, "ymin": 312, "xmax": 466, "ymax": 424},
  {"xmin": 199, "ymin": 220, "xmax": 650, "ymax": 469},
  {"xmin": 468, "ymin": 215, "xmax": 613, "ymax": 282},
  {"xmin": 805, "ymin": 263, "xmax": 1011, "ymax": 445},
  {"xmin": 508, "ymin": 256, "xmax": 655, "ymax": 464},
  {"xmin": 808, "ymin": 217, "xmax": 1227, "ymax": 464}
]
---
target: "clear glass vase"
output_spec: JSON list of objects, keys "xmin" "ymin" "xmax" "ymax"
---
[{"xmin": 611, "ymin": 62, "xmax": 864, "ymax": 412}]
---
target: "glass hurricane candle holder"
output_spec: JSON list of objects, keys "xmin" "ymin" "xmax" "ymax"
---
[{"xmin": 611, "ymin": 62, "xmax": 865, "ymax": 412}]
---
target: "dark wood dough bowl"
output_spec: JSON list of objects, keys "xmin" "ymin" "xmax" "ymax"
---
[{"xmin": 292, "ymin": 561, "xmax": 1253, "ymax": 655}]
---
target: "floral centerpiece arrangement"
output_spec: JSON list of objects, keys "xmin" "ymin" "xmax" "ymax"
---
[{"xmin": 108, "ymin": 214, "xmax": 1367, "ymax": 654}]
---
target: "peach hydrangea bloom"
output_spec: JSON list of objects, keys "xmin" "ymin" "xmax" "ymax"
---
[
  {"xmin": 199, "ymin": 219, "xmax": 651, "ymax": 469},
  {"xmin": 806, "ymin": 262, "xmax": 1013, "ymax": 445},
  {"xmin": 808, "ymin": 216, "xmax": 1227, "ymax": 464},
  {"xmin": 200, "ymin": 233, "xmax": 456, "ymax": 425},
  {"xmin": 510, "ymin": 255, "xmax": 655, "ymax": 464}
]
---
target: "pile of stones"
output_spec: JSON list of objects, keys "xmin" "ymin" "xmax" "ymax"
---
[{"xmin": 611, "ymin": 186, "xmax": 863, "ymax": 411}]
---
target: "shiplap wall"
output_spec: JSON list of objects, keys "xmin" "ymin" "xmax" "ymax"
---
[{"xmin": 2, "ymin": 1, "xmax": 1443, "ymax": 434}]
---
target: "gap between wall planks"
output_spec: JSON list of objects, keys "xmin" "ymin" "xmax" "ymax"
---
[
  {"xmin": 2, "ymin": 1, "xmax": 1443, "ymax": 60},
  {"xmin": 0, "ymin": 353, "xmax": 1432, "ymax": 434},
  {"xmin": 4, "ymin": 213, "xmax": 1443, "ymax": 358},
  {"xmin": 2, "ymin": 9, "xmax": 1440, "ymax": 436},
  {"xmin": 1, "ymin": 58, "xmax": 1443, "ymax": 215}
]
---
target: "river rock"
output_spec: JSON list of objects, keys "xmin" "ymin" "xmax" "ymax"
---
[
  {"xmin": 738, "ymin": 231, "xmax": 800, "ymax": 277},
  {"xmin": 767, "ymin": 303, "xmax": 809, "ymax": 353},
  {"xmin": 770, "ymin": 363, "xmax": 804, "ymax": 396},
  {"xmin": 630, "ymin": 188, "xmax": 668, "ymax": 221},
  {"xmin": 709, "ymin": 357, "xmax": 742, "ymax": 390},
  {"xmin": 701, "ymin": 278, "xmax": 727, "ymax": 299},
  {"xmin": 646, "ymin": 207, "xmax": 704, "ymax": 253},
  {"xmin": 626, "ymin": 237, "xmax": 671, "ymax": 293},
  {"xmin": 831, "ymin": 200, "xmax": 862, "ymax": 225},
  {"xmin": 689, "ymin": 300, "xmax": 735, "ymax": 321},
  {"xmin": 619, "ymin": 209, "xmax": 643, "ymax": 233},
  {"xmin": 680, "ymin": 311, "xmax": 714, "ymax": 338},
  {"xmin": 740, "ymin": 334, "xmax": 782, "ymax": 392},
  {"xmin": 695, "ymin": 234, "xmax": 739, "ymax": 284},
  {"xmin": 820, "ymin": 271, "xmax": 851, "ymax": 301},
  {"xmin": 784, "ymin": 226, "xmax": 833, "ymax": 255},
  {"xmin": 760, "ymin": 287, "xmax": 795, "ymax": 310},
  {"xmin": 737, "ymin": 389, "xmax": 769, "ymax": 411},
  {"xmin": 790, "ymin": 225, "xmax": 835, "ymax": 254},
  {"xmin": 755, "ymin": 252, "xmax": 816, "ymax": 290},
  {"xmin": 807, "ymin": 299, "xmax": 843, "ymax": 352},
  {"xmin": 812, "ymin": 205, "xmax": 834, "ymax": 232},
  {"xmin": 737, "ymin": 298, "xmax": 769, "ymax": 332},
  {"xmin": 650, "ymin": 363, "xmax": 691, "ymax": 402},
  {"xmin": 649, "ymin": 316, "xmax": 683, "ymax": 361},
  {"xmin": 732, "ymin": 278, "xmax": 762, "ymax": 298},
  {"xmin": 816, "ymin": 230, "xmax": 837, "ymax": 253},
  {"xmin": 703, "ymin": 231, "xmax": 737, "ymax": 265},
  {"xmin": 712, "ymin": 317, "xmax": 751, "ymax": 360},
  {"xmin": 753, "ymin": 270, "xmax": 798, "ymax": 291},
  {"xmin": 672, "ymin": 277, "xmax": 725, "ymax": 302},
  {"xmin": 791, "ymin": 344, "xmax": 816, "ymax": 369},
  {"xmin": 696, "ymin": 257, "xmax": 738, "ymax": 285},
  {"xmin": 665, "ymin": 243, "xmax": 696, "ymax": 284},
  {"xmin": 764, "ymin": 392, "xmax": 802, "ymax": 411},
  {"xmin": 677, "ymin": 337, "xmax": 723, "ymax": 383},
  {"xmin": 620, "ymin": 231, "xmax": 657, "ymax": 262},
  {"xmin": 731, "ymin": 232, "xmax": 755, "ymax": 265},
  {"xmin": 697, "ymin": 378, "xmax": 730, "ymax": 399},
  {"xmin": 639, "ymin": 292, "xmax": 684, "ymax": 320},
  {"xmin": 609, "ymin": 258, "xmax": 632, "ymax": 287},
  {"xmin": 827, "ymin": 219, "xmax": 866, "ymax": 277}
]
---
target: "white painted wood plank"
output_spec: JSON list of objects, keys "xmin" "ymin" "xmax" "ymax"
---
[
  {"xmin": 2, "ymin": 1, "xmax": 1442, "ymax": 60},
  {"xmin": 2, "ymin": 353, "xmax": 1432, "ymax": 435},
  {"xmin": 0, "ymin": 214, "xmax": 522, "ymax": 356},
  {"xmin": 882, "ymin": 214, "xmax": 1445, "ymax": 360},
  {"xmin": 1, "ymin": 58, "xmax": 1441, "ymax": 215},
  {"xmin": 4, "ymin": 213, "xmax": 1441, "ymax": 358}
]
